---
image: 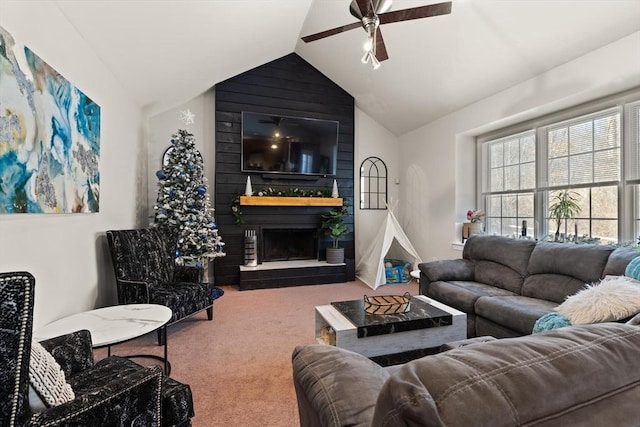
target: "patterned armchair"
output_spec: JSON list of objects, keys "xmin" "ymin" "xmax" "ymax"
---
[
  {"xmin": 106, "ymin": 228, "xmax": 218, "ymax": 345},
  {"xmin": 0, "ymin": 271, "xmax": 164, "ymax": 426}
]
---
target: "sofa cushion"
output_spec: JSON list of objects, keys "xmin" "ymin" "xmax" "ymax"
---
[
  {"xmin": 292, "ymin": 344, "xmax": 390, "ymax": 427},
  {"xmin": 372, "ymin": 323, "xmax": 640, "ymax": 427},
  {"xmin": 151, "ymin": 281, "xmax": 211, "ymax": 323},
  {"xmin": 462, "ymin": 236, "xmax": 536, "ymax": 294},
  {"xmin": 474, "ymin": 260, "xmax": 525, "ymax": 294},
  {"xmin": 521, "ymin": 273, "xmax": 588, "ymax": 303},
  {"xmin": 605, "ymin": 246, "xmax": 640, "ymax": 277},
  {"xmin": 526, "ymin": 241, "xmax": 613, "ymax": 283},
  {"xmin": 463, "ymin": 235, "xmax": 536, "ymax": 277},
  {"xmin": 475, "ymin": 295, "xmax": 557, "ymax": 335},
  {"xmin": 426, "ymin": 281, "xmax": 516, "ymax": 314}
]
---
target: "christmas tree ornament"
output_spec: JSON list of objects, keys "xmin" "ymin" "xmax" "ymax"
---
[
  {"xmin": 180, "ymin": 109, "xmax": 195, "ymax": 125},
  {"xmin": 156, "ymin": 170, "xmax": 166, "ymax": 180}
]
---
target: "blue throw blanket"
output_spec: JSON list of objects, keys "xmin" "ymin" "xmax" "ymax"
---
[{"xmin": 533, "ymin": 312, "xmax": 572, "ymax": 333}]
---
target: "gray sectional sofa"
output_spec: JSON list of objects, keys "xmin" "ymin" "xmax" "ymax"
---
[
  {"xmin": 419, "ymin": 234, "xmax": 640, "ymax": 338},
  {"xmin": 292, "ymin": 323, "xmax": 640, "ymax": 426}
]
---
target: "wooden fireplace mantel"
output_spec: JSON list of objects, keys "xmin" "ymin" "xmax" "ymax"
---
[{"xmin": 239, "ymin": 196, "xmax": 343, "ymax": 207}]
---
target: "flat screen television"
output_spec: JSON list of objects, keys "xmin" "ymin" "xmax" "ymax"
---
[{"xmin": 241, "ymin": 112, "xmax": 339, "ymax": 176}]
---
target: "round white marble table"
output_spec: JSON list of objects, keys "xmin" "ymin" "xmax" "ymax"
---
[{"xmin": 34, "ymin": 304, "xmax": 172, "ymax": 373}]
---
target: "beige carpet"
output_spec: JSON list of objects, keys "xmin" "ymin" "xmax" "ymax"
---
[{"xmin": 95, "ymin": 279, "xmax": 418, "ymax": 426}]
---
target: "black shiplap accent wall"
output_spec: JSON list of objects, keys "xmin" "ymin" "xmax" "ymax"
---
[{"xmin": 214, "ymin": 53, "xmax": 355, "ymax": 286}]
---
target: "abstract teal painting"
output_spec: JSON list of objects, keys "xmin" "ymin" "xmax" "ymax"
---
[{"xmin": 0, "ymin": 25, "xmax": 100, "ymax": 213}]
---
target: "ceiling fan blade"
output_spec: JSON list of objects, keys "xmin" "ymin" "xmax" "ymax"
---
[
  {"xmin": 379, "ymin": 1, "xmax": 452, "ymax": 25},
  {"xmin": 301, "ymin": 22, "xmax": 361, "ymax": 43},
  {"xmin": 375, "ymin": 28, "xmax": 389, "ymax": 61}
]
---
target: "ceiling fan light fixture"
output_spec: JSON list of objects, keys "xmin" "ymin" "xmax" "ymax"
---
[
  {"xmin": 360, "ymin": 18, "xmax": 380, "ymax": 70},
  {"xmin": 361, "ymin": 50, "xmax": 380, "ymax": 70},
  {"xmin": 363, "ymin": 36, "xmax": 373, "ymax": 51},
  {"xmin": 361, "ymin": 50, "xmax": 369, "ymax": 64},
  {"xmin": 370, "ymin": 55, "xmax": 381, "ymax": 70}
]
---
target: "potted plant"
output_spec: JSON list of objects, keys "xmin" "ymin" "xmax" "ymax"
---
[
  {"xmin": 321, "ymin": 206, "xmax": 349, "ymax": 264},
  {"xmin": 549, "ymin": 190, "xmax": 582, "ymax": 242}
]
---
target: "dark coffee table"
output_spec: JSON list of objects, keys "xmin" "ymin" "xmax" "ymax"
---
[{"xmin": 315, "ymin": 295, "xmax": 467, "ymax": 360}]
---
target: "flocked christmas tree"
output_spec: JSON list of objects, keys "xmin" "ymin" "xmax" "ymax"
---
[{"xmin": 152, "ymin": 129, "xmax": 225, "ymax": 266}]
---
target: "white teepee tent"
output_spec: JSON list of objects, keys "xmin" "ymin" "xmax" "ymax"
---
[{"xmin": 357, "ymin": 208, "xmax": 423, "ymax": 290}]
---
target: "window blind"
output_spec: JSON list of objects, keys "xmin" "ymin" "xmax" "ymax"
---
[
  {"xmin": 544, "ymin": 108, "xmax": 620, "ymax": 189},
  {"xmin": 626, "ymin": 101, "xmax": 640, "ymax": 182},
  {"xmin": 484, "ymin": 130, "xmax": 535, "ymax": 193}
]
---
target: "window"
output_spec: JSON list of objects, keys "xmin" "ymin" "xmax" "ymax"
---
[
  {"xmin": 628, "ymin": 101, "xmax": 640, "ymax": 240},
  {"xmin": 483, "ymin": 131, "xmax": 535, "ymax": 238},
  {"xmin": 479, "ymin": 91, "xmax": 640, "ymax": 244},
  {"xmin": 542, "ymin": 109, "xmax": 620, "ymax": 243}
]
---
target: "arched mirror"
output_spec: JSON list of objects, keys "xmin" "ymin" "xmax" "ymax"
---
[
  {"xmin": 162, "ymin": 146, "xmax": 203, "ymax": 166},
  {"xmin": 162, "ymin": 146, "xmax": 174, "ymax": 166},
  {"xmin": 360, "ymin": 156, "xmax": 387, "ymax": 210}
]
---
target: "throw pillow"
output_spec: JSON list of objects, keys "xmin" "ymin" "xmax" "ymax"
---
[
  {"xmin": 532, "ymin": 312, "xmax": 572, "ymax": 333},
  {"xmin": 29, "ymin": 342, "xmax": 75, "ymax": 412},
  {"xmin": 625, "ymin": 256, "xmax": 640, "ymax": 280},
  {"xmin": 555, "ymin": 275, "xmax": 640, "ymax": 325}
]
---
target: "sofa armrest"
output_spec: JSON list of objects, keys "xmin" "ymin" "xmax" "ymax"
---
[
  {"xmin": 115, "ymin": 278, "xmax": 151, "ymax": 304},
  {"xmin": 418, "ymin": 259, "xmax": 474, "ymax": 294},
  {"xmin": 30, "ymin": 365, "xmax": 163, "ymax": 426},
  {"xmin": 38, "ymin": 330, "xmax": 94, "ymax": 378},
  {"xmin": 292, "ymin": 345, "xmax": 390, "ymax": 427},
  {"xmin": 419, "ymin": 259, "xmax": 475, "ymax": 282}
]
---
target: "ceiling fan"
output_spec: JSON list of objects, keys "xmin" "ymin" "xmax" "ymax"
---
[{"xmin": 302, "ymin": 0, "xmax": 452, "ymax": 69}]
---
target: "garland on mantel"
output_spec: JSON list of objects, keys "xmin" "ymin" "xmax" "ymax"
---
[{"xmin": 231, "ymin": 186, "xmax": 332, "ymax": 225}]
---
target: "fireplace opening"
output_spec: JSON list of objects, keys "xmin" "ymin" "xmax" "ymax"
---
[{"xmin": 262, "ymin": 228, "xmax": 317, "ymax": 262}]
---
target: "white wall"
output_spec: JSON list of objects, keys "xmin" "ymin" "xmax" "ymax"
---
[
  {"xmin": 399, "ymin": 31, "xmax": 640, "ymax": 262},
  {"xmin": 354, "ymin": 108, "xmax": 400, "ymax": 264},
  {"xmin": 0, "ymin": 1, "xmax": 145, "ymax": 328}
]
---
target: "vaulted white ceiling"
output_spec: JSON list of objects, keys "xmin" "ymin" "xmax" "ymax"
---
[{"xmin": 54, "ymin": 0, "xmax": 640, "ymax": 135}]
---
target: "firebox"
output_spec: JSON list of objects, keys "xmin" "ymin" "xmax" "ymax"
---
[{"xmin": 261, "ymin": 228, "xmax": 318, "ymax": 262}]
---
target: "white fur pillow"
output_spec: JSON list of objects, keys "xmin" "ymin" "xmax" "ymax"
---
[{"xmin": 556, "ymin": 275, "xmax": 640, "ymax": 324}]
